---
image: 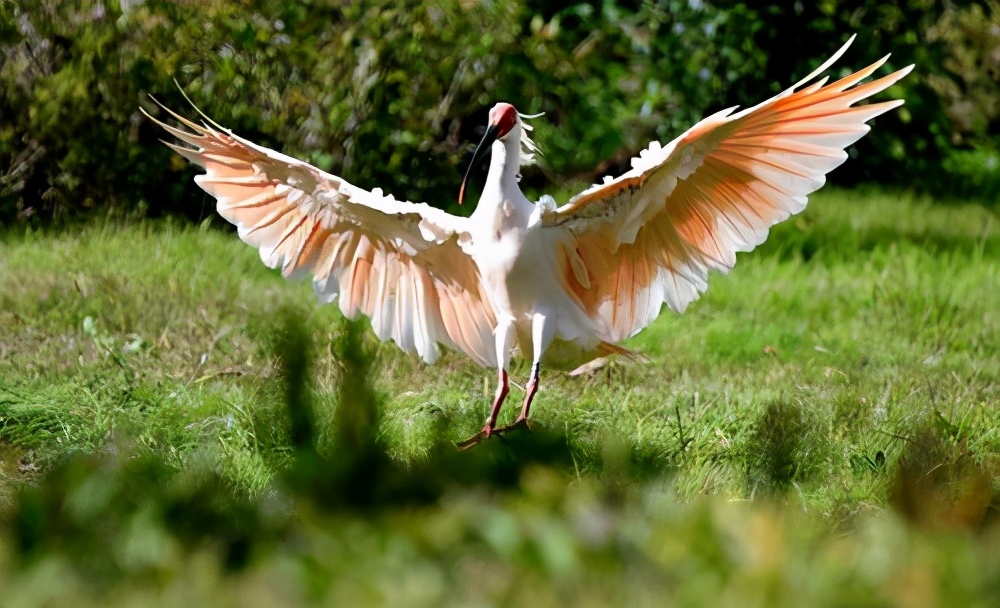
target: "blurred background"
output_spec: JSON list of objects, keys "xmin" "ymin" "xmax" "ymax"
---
[
  {"xmin": 1, "ymin": 1, "xmax": 1000, "ymax": 606},
  {"xmin": 1, "ymin": 0, "xmax": 997, "ymax": 226}
]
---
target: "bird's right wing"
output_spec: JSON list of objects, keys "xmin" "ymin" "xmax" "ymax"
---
[
  {"xmin": 144, "ymin": 102, "xmax": 498, "ymax": 367},
  {"xmin": 540, "ymin": 36, "xmax": 912, "ymax": 343}
]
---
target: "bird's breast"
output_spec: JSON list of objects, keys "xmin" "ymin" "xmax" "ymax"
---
[
  {"xmin": 467, "ymin": 221, "xmax": 527, "ymax": 315},
  {"xmin": 473, "ymin": 225, "xmax": 523, "ymax": 282},
  {"xmin": 474, "ymin": 224, "xmax": 562, "ymax": 318}
]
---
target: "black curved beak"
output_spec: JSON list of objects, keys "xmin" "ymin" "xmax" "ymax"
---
[{"xmin": 458, "ymin": 123, "xmax": 499, "ymax": 206}]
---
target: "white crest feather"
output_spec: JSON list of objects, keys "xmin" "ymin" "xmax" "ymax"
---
[{"xmin": 518, "ymin": 111, "xmax": 544, "ymax": 166}]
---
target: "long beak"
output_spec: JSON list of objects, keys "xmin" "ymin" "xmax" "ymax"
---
[{"xmin": 458, "ymin": 123, "xmax": 499, "ymax": 206}]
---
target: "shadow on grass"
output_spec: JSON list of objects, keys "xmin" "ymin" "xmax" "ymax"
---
[
  {"xmin": 741, "ymin": 400, "xmax": 824, "ymax": 497},
  {"xmin": 890, "ymin": 421, "xmax": 1000, "ymax": 531}
]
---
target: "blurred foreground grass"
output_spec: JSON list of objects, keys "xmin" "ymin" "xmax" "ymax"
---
[{"xmin": 0, "ymin": 189, "xmax": 999, "ymax": 605}]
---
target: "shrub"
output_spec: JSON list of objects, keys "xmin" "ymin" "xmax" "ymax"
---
[{"xmin": 0, "ymin": 0, "xmax": 996, "ymax": 226}]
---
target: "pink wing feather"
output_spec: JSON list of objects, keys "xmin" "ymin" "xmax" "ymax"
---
[
  {"xmin": 544, "ymin": 36, "xmax": 913, "ymax": 342},
  {"xmin": 144, "ymin": 102, "xmax": 498, "ymax": 367}
]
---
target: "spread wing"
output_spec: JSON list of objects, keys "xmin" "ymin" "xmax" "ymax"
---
[
  {"xmin": 144, "ymin": 102, "xmax": 498, "ymax": 367},
  {"xmin": 541, "ymin": 35, "xmax": 913, "ymax": 342}
]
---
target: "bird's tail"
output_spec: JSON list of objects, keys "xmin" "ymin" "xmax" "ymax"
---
[{"xmin": 596, "ymin": 341, "xmax": 641, "ymax": 360}]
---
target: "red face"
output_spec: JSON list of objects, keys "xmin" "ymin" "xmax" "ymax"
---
[
  {"xmin": 489, "ymin": 103, "xmax": 518, "ymax": 139},
  {"xmin": 457, "ymin": 102, "xmax": 520, "ymax": 205}
]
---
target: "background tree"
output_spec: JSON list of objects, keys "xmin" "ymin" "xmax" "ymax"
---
[{"xmin": 0, "ymin": 0, "xmax": 996, "ymax": 226}]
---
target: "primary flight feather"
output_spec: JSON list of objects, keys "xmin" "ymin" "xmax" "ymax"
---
[{"xmin": 145, "ymin": 35, "xmax": 912, "ymax": 447}]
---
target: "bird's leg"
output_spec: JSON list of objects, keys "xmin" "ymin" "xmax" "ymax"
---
[
  {"xmin": 514, "ymin": 362, "xmax": 540, "ymax": 426},
  {"xmin": 513, "ymin": 312, "xmax": 554, "ymax": 428},
  {"xmin": 456, "ymin": 322, "xmax": 513, "ymax": 449},
  {"xmin": 484, "ymin": 368, "xmax": 509, "ymax": 435},
  {"xmin": 456, "ymin": 372, "xmax": 507, "ymax": 449}
]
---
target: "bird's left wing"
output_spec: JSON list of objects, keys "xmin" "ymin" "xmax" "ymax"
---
[
  {"xmin": 540, "ymin": 36, "xmax": 912, "ymax": 343},
  {"xmin": 144, "ymin": 102, "xmax": 497, "ymax": 367}
]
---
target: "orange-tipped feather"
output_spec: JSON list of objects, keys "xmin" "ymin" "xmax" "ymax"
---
[
  {"xmin": 547, "ymin": 41, "xmax": 912, "ymax": 340},
  {"xmin": 147, "ymin": 97, "xmax": 498, "ymax": 368}
]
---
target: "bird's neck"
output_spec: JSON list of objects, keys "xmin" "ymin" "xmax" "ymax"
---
[{"xmin": 479, "ymin": 135, "xmax": 523, "ymax": 213}]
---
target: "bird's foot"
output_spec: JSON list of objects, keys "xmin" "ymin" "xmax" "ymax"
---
[
  {"xmin": 494, "ymin": 416, "xmax": 531, "ymax": 435},
  {"xmin": 455, "ymin": 417, "xmax": 532, "ymax": 450},
  {"xmin": 455, "ymin": 423, "xmax": 494, "ymax": 450},
  {"xmin": 484, "ymin": 416, "xmax": 531, "ymax": 437}
]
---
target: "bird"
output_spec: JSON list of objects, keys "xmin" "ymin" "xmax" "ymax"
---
[{"xmin": 144, "ymin": 35, "xmax": 912, "ymax": 448}]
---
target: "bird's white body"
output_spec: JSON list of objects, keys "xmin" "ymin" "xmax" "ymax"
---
[
  {"xmin": 468, "ymin": 136, "xmax": 532, "ymax": 326},
  {"xmin": 469, "ymin": 131, "xmax": 610, "ymax": 372},
  {"xmin": 146, "ymin": 35, "xmax": 913, "ymax": 443}
]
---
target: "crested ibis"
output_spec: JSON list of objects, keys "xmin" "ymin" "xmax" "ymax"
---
[{"xmin": 144, "ymin": 35, "xmax": 912, "ymax": 448}]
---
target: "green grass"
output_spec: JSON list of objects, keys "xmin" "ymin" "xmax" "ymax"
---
[{"xmin": 1, "ymin": 189, "xmax": 999, "ymax": 605}]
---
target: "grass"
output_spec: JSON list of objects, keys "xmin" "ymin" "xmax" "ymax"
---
[{"xmin": 0, "ymin": 188, "xmax": 999, "ymax": 605}]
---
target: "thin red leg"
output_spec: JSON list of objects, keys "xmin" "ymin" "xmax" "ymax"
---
[
  {"xmin": 514, "ymin": 363, "xmax": 540, "ymax": 425},
  {"xmin": 484, "ymin": 369, "xmax": 509, "ymax": 436},
  {"xmin": 457, "ymin": 369, "xmax": 510, "ymax": 449}
]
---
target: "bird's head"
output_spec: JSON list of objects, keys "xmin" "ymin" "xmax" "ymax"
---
[
  {"xmin": 488, "ymin": 102, "xmax": 519, "ymax": 141},
  {"xmin": 459, "ymin": 102, "xmax": 542, "ymax": 205}
]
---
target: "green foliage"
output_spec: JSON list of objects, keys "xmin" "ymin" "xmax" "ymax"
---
[
  {"xmin": 1, "ymin": 0, "xmax": 997, "ymax": 226},
  {"xmin": 746, "ymin": 0, "xmax": 1000, "ymax": 193},
  {"xmin": 941, "ymin": 148, "xmax": 1000, "ymax": 201}
]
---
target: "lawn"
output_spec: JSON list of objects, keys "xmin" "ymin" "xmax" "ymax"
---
[{"xmin": 0, "ymin": 188, "xmax": 998, "ymax": 605}]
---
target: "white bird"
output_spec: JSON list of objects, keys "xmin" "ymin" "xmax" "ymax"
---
[{"xmin": 145, "ymin": 36, "xmax": 912, "ymax": 447}]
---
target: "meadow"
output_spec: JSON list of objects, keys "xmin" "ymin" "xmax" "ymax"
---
[{"xmin": 0, "ymin": 189, "xmax": 998, "ymax": 605}]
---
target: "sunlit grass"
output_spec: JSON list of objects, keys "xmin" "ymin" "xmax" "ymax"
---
[
  {"xmin": 0, "ymin": 189, "xmax": 998, "ymax": 604},
  {"xmin": 1, "ymin": 189, "xmax": 997, "ymax": 499}
]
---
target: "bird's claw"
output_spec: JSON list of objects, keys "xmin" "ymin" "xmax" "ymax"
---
[
  {"xmin": 455, "ymin": 418, "xmax": 531, "ymax": 450},
  {"xmin": 496, "ymin": 416, "xmax": 531, "ymax": 434},
  {"xmin": 455, "ymin": 424, "xmax": 493, "ymax": 450}
]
